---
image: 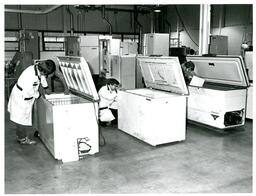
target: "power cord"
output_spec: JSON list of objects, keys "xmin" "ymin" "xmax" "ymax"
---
[{"xmin": 92, "ymin": 102, "xmax": 106, "ymax": 146}]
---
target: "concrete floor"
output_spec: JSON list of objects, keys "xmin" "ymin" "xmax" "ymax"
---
[{"xmin": 5, "ymin": 108, "xmax": 252, "ymax": 193}]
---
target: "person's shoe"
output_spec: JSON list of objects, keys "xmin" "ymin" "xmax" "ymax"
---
[
  {"xmin": 34, "ymin": 131, "xmax": 40, "ymax": 137},
  {"xmin": 99, "ymin": 121, "xmax": 107, "ymax": 127},
  {"xmin": 106, "ymin": 122, "xmax": 112, "ymax": 126},
  {"xmin": 17, "ymin": 137, "xmax": 26, "ymax": 143},
  {"xmin": 17, "ymin": 137, "xmax": 37, "ymax": 145}
]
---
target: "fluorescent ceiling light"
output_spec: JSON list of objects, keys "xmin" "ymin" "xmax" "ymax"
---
[{"xmin": 154, "ymin": 9, "xmax": 161, "ymax": 13}]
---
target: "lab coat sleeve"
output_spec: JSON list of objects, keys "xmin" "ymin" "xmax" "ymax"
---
[
  {"xmin": 21, "ymin": 84, "xmax": 40, "ymax": 99},
  {"xmin": 98, "ymin": 86, "xmax": 117, "ymax": 101},
  {"xmin": 98, "ymin": 86, "xmax": 118, "ymax": 108},
  {"xmin": 40, "ymin": 75, "xmax": 48, "ymax": 88},
  {"xmin": 20, "ymin": 77, "xmax": 43, "ymax": 99}
]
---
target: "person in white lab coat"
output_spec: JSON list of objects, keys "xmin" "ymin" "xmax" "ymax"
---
[
  {"xmin": 8, "ymin": 60, "xmax": 56, "ymax": 145},
  {"xmin": 98, "ymin": 78, "xmax": 120, "ymax": 126}
]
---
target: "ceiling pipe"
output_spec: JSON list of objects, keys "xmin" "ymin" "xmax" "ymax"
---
[
  {"xmin": 74, "ymin": 5, "xmax": 149, "ymax": 14},
  {"xmin": 218, "ymin": 5, "xmax": 224, "ymax": 35},
  {"xmin": 102, "ymin": 5, "xmax": 112, "ymax": 35},
  {"xmin": 165, "ymin": 19, "xmax": 171, "ymax": 48},
  {"xmin": 150, "ymin": 11, "xmax": 154, "ymax": 33},
  {"xmin": 5, "ymin": 5, "xmax": 62, "ymax": 14},
  {"xmin": 134, "ymin": 6, "xmax": 143, "ymax": 54},
  {"xmin": 177, "ymin": 16, "xmax": 180, "ymax": 47},
  {"xmin": 66, "ymin": 6, "xmax": 74, "ymax": 35},
  {"xmin": 165, "ymin": 20, "xmax": 171, "ymax": 36}
]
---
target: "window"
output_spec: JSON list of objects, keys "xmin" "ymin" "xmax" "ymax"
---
[
  {"xmin": 123, "ymin": 34, "xmax": 139, "ymax": 43},
  {"xmin": 42, "ymin": 32, "xmax": 65, "ymax": 51},
  {"xmin": 111, "ymin": 34, "xmax": 139, "ymax": 43},
  {"xmin": 5, "ymin": 31, "xmax": 19, "ymax": 52}
]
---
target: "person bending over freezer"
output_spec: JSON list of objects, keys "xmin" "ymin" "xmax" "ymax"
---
[
  {"xmin": 8, "ymin": 60, "xmax": 56, "ymax": 145},
  {"xmin": 98, "ymin": 78, "xmax": 120, "ymax": 126}
]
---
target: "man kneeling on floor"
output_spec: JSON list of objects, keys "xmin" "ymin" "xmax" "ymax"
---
[{"xmin": 98, "ymin": 78, "xmax": 120, "ymax": 126}]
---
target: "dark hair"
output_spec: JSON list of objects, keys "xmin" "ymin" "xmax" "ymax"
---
[
  {"xmin": 38, "ymin": 59, "xmax": 56, "ymax": 75},
  {"xmin": 107, "ymin": 78, "xmax": 120, "ymax": 86},
  {"xmin": 184, "ymin": 61, "xmax": 195, "ymax": 70}
]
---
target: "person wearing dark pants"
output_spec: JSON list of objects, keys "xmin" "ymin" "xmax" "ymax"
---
[
  {"xmin": 98, "ymin": 78, "xmax": 120, "ymax": 126},
  {"xmin": 8, "ymin": 60, "xmax": 56, "ymax": 145}
]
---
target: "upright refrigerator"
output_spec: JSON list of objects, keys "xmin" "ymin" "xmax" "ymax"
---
[
  {"xmin": 118, "ymin": 56, "xmax": 188, "ymax": 146},
  {"xmin": 209, "ymin": 35, "xmax": 228, "ymax": 55},
  {"xmin": 142, "ymin": 33, "xmax": 169, "ymax": 56},
  {"xmin": 36, "ymin": 56, "xmax": 99, "ymax": 163},
  {"xmin": 80, "ymin": 35, "xmax": 100, "ymax": 74},
  {"xmin": 111, "ymin": 54, "xmax": 136, "ymax": 89},
  {"xmin": 65, "ymin": 36, "xmax": 80, "ymax": 56},
  {"xmin": 120, "ymin": 41, "xmax": 138, "ymax": 55},
  {"xmin": 244, "ymin": 51, "xmax": 253, "ymax": 81},
  {"xmin": 186, "ymin": 55, "xmax": 249, "ymax": 129}
]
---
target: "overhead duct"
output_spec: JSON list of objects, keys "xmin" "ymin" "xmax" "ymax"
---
[
  {"xmin": 5, "ymin": 5, "xmax": 62, "ymax": 14},
  {"xmin": 102, "ymin": 6, "xmax": 112, "ymax": 35}
]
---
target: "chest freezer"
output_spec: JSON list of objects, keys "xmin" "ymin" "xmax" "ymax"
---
[
  {"xmin": 118, "ymin": 56, "xmax": 189, "ymax": 146},
  {"xmin": 246, "ymin": 83, "xmax": 253, "ymax": 119},
  {"xmin": 36, "ymin": 56, "xmax": 99, "ymax": 163},
  {"xmin": 186, "ymin": 55, "xmax": 249, "ymax": 129}
]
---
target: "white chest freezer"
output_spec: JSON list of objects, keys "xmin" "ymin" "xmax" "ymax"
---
[
  {"xmin": 37, "ymin": 56, "xmax": 99, "ymax": 163},
  {"xmin": 186, "ymin": 55, "xmax": 249, "ymax": 129},
  {"xmin": 246, "ymin": 83, "xmax": 253, "ymax": 119},
  {"xmin": 118, "ymin": 56, "xmax": 189, "ymax": 146}
]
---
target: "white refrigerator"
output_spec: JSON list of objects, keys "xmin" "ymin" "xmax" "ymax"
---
[
  {"xmin": 36, "ymin": 56, "xmax": 99, "ymax": 163},
  {"xmin": 186, "ymin": 55, "xmax": 249, "ymax": 129},
  {"xmin": 111, "ymin": 54, "xmax": 136, "ymax": 89},
  {"xmin": 120, "ymin": 41, "xmax": 138, "ymax": 55},
  {"xmin": 142, "ymin": 33, "xmax": 170, "ymax": 56},
  {"xmin": 118, "ymin": 56, "xmax": 188, "ymax": 146},
  {"xmin": 80, "ymin": 35, "xmax": 100, "ymax": 74}
]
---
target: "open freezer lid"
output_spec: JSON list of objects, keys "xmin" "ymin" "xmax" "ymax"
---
[
  {"xmin": 57, "ymin": 56, "xmax": 99, "ymax": 102},
  {"xmin": 137, "ymin": 56, "xmax": 189, "ymax": 95},
  {"xmin": 186, "ymin": 55, "xmax": 249, "ymax": 87}
]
